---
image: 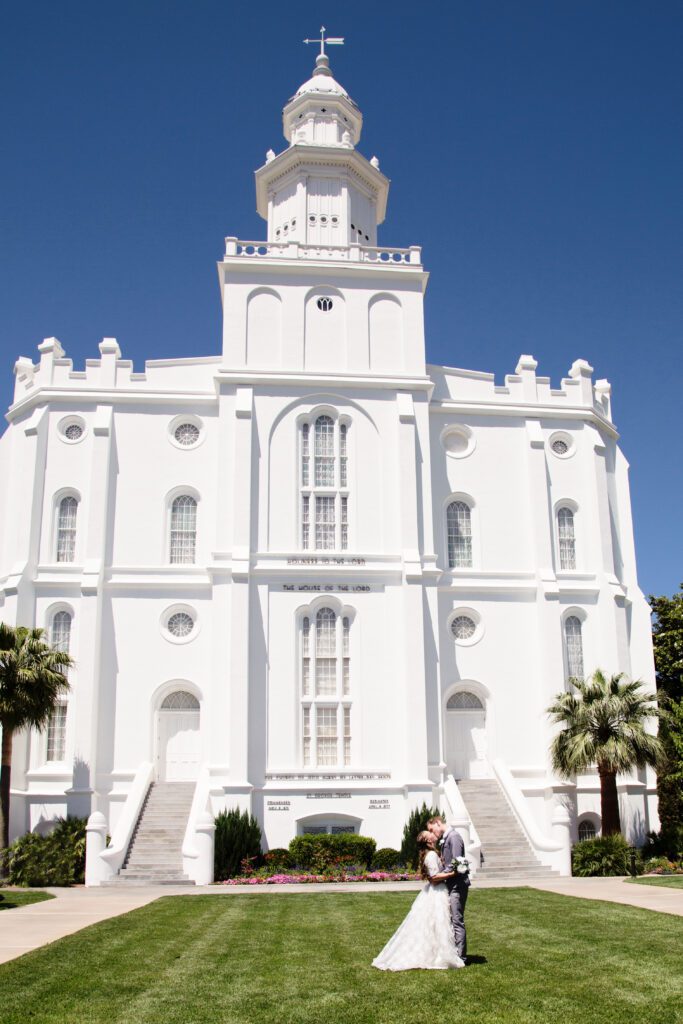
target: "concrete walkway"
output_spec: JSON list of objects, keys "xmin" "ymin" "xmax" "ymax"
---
[{"xmin": 0, "ymin": 876, "xmax": 680, "ymax": 966}]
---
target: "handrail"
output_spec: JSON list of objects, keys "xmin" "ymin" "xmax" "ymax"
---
[
  {"xmin": 182, "ymin": 763, "xmax": 210, "ymax": 862},
  {"xmin": 100, "ymin": 761, "xmax": 153, "ymax": 874},
  {"xmin": 442, "ymin": 774, "xmax": 481, "ymax": 876},
  {"xmin": 492, "ymin": 758, "xmax": 563, "ymax": 853}
]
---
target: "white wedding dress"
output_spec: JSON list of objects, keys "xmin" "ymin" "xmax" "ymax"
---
[{"xmin": 372, "ymin": 851, "xmax": 465, "ymax": 971}]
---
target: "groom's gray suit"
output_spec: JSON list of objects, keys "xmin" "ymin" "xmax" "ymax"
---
[{"xmin": 440, "ymin": 826, "xmax": 469, "ymax": 959}]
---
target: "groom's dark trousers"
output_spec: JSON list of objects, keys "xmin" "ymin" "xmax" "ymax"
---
[{"xmin": 441, "ymin": 827, "xmax": 470, "ymax": 959}]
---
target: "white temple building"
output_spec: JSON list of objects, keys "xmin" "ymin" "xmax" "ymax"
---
[{"xmin": 0, "ymin": 44, "xmax": 658, "ymax": 882}]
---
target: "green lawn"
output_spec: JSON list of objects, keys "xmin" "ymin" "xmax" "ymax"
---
[
  {"xmin": 627, "ymin": 875, "xmax": 683, "ymax": 889},
  {"xmin": 0, "ymin": 889, "xmax": 680, "ymax": 1024},
  {"xmin": 0, "ymin": 889, "xmax": 54, "ymax": 911}
]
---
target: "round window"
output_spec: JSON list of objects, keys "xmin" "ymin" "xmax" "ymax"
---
[
  {"xmin": 58, "ymin": 417, "xmax": 87, "ymax": 444},
  {"xmin": 317, "ymin": 297, "xmax": 334, "ymax": 312},
  {"xmin": 549, "ymin": 432, "xmax": 574, "ymax": 458},
  {"xmin": 451, "ymin": 616, "xmax": 476, "ymax": 640},
  {"xmin": 441, "ymin": 425, "xmax": 474, "ymax": 459},
  {"xmin": 174, "ymin": 423, "xmax": 200, "ymax": 447},
  {"xmin": 167, "ymin": 612, "xmax": 194, "ymax": 637}
]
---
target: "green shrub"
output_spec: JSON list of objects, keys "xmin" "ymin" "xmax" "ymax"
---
[
  {"xmin": 572, "ymin": 834, "xmax": 639, "ymax": 877},
  {"xmin": 399, "ymin": 803, "xmax": 442, "ymax": 869},
  {"xmin": 371, "ymin": 848, "xmax": 404, "ymax": 870},
  {"xmin": 642, "ymin": 856, "xmax": 679, "ymax": 874},
  {"xmin": 288, "ymin": 833, "xmax": 376, "ymax": 871},
  {"xmin": 644, "ymin": 826, "xmax": 683, "ymax": 862},
  {"xmin": 3, "ymin": 816, "xmax": 87, "ymax": 887},
  {"xmin": 214, "ymin": 808, "xmax": 262, "ymax": 881},
  {"xmin": 263, "ymin": 847, "xmax": 292, "ymax": 870}
]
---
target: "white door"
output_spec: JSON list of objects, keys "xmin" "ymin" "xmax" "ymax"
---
[
  {"xmin": 445, "ymin": 691, "xmax": 488, "ymax": 779},
  {"xmin": 157, "ymin": 690, "xmax": 201, "ymax": 781}
]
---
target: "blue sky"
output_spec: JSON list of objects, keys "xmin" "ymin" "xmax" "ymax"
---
[{"xmin": 1, "ymin": 1, "xmax": 681, "ymax": 599}]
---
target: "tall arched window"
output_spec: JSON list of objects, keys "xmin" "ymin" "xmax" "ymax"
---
[
  {"xmin": 47, "ymin": 609, "xmax": 72, "ymax": 762},
  {"xmin": 170, "ymin": 495, "xmax": 197, "ymax": 564},
  {"xmin": 447, "ymin": 500, "xmax": 472, "ymax": 569},
  {"xmin": 56, "ymin": 496, "xmax": 78, "ymax": 563},
  {"xmin": 50, "ymin": 610, "xmax": 72, "ymax": 657},
  {"xmin": 564, "ymin": 615, "xmax": 584, "ymax": 681},
  {"xmin": 557, "ymin": 507, "xmax": 576, "ymax": 570},
  {"xmin": 301, "ymin": 607, "xmax": 351, "ymax": 766},
  {"xmin": 300, "ymin": 414, "xmax": 349, "ymax": 551}
]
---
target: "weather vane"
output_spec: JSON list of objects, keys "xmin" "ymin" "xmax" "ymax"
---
[{"xmin": 303, "ymin": 26, "xmax": 344, "ymax": 58}]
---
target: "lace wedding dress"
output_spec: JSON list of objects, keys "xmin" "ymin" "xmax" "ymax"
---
[{"xmin": 372, "ymin": 851, "xmax": 465, "ymax": 971}]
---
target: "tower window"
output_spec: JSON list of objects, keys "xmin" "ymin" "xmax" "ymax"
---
[{"xmin": 317, "ymin": 297, "xmax": 334, "ymax": 312}]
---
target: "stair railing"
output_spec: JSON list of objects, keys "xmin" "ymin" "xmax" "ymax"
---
[
  {"xmin": 90, "ymin": 761, "xmax": 154, "ymax": 884},
  {"xmin": 182, "ymin": 763, "xmax": 215, "ymax": 884},
  {"xmin": 492, "ymin": 759, "xmax": 571, "ymax": 875},
  {"xmin": 442, "ymin": 775, "xmax": 482, "ymax": 877}
]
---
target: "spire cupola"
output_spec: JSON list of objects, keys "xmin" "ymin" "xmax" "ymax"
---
[
  {"xmin": 254, "ymin": 29, "xmax": 389, "ymax": 247},
  {"xmin": 283, "ymin": 50, "xmax": 363, "ymax": 148}
]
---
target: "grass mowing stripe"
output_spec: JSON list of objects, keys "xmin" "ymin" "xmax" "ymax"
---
[{"xmin": 0, "ymin": 890, "xmax": 680, "ymax": 1024}]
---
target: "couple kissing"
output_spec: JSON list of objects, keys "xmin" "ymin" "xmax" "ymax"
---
[{"xmin": 372, "ymin": 815, "xmax": 470, "ymax": 972}]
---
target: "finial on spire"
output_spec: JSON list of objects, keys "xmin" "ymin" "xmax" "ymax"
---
[{"xmin": 303, "ymin": 26, "xmax": 344, "ymax": 59}]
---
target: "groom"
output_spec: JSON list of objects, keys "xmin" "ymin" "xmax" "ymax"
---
[{"xmin": 427, "ymin": 816, "xmax": 469, "ymax": 961}]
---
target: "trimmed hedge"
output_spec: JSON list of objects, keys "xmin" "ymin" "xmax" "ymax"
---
[
  {"xmin": 371, "ymin": 848, "xmax": 404, "ymax": 870},
  {"xmin": 288, "ymin": 833, "xmax": 376, "ymax": 871},
  {"xmin": 572, "ymin": 834, "xmax": 638, "ymax": 877},
  {"xmin": 3, "ymin": 816, "xmax": 87, "ymax": 887},
  {"xmin": 214, "ymin": 808, "xmax": 262, "ymax": 881}
]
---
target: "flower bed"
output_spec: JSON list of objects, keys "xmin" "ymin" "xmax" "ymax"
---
[{"xmin": 218, "ymin": 870, "xmax": 420, "ymax": 886}]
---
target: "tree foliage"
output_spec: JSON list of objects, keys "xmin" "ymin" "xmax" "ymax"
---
[
  {"xmin": 214, "ymin": 808, "xmax": 262, "ymax": 880},
  {"xmin": 650, "ymin": 586, "xmax": 683, "ymax": 833},
  {"xmin": 399, "ymin": 802, "xmax": 441, "ymax": 869},
  {"xmin": 0, "ymin": 624, "xmax": 72, "ymax": 849},
  {"xmin": 547, "ymin": 669, "xmax": 664, "ymax": 835}
]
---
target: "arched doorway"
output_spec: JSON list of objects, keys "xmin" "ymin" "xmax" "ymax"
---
[
  {"xmin": 445, "ymin": 690, "xmax": 488, "ymax": 779},
  {"xmin": 156, "ymin": 690, "xmax": 200, "ymax": 781}
]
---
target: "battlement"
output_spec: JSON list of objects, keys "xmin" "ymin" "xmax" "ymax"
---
[
  {"xmin": 12, "ymin": 337, "xmax": 221, "ymax": 407},
  {"xmin": 428, "ymin": 354, "xmax": 612, "ymax": 422}
]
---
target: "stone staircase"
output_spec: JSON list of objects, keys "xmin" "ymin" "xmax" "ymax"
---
[
  {"xmin": 457, "ymin": 778, "xmax": 559, "ymax": 880},
  {"xmin": 107, "ymin": 781, "xmax": 196, "ymax": 886}
]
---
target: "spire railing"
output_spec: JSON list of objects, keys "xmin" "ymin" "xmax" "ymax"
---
[{"xmin": 224, "ymin": 237, "xmax": 422, "ymax": 266}]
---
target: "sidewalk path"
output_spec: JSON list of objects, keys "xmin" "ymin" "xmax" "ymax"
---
[{"xmin": 0, "ymin": 875, "xmax": 680, "ymax": 965}]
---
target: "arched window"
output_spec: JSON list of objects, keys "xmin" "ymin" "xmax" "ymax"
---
[
  {"xmin": 578, "ymin": 819, "xmax": 597, "ymax": 841},
  {"xmin": 50, "ymin": 610, "xmax": 72, "ymax": 654},
  {"xmin": 301, "ymin": 607, "xmax": 351, "ymax": 766},
  {"xmin": 161, "ymin": 690, "xmax": 200, "ymax": 710},
  {"xmin": 300, "ymin": 414, "xmax": 349, "ymax": 551},
  {"xmin": 46, "ymin": 609, "xmax": 72, "ymax": 762},
  {"xmin": 447, "ymin": 691, "xmax": 484, "ymax": 710},
  {"xmin": 170, "ymin": 495, "xmax": 197, "ymax": 564},
  {"xmin": 447, "ymin": 500, "xmax": 472, "ymax": 569},
  {"xmin": 557, "ymin": 507, "xmax": 576, "ymax": 570},
  {"xmin": 564, "ymin": 615, "xmax": 584, "ymax": 681},
  {"xmin": 56, "ymin": 496, "xmax": 78, "ymax": 563}
]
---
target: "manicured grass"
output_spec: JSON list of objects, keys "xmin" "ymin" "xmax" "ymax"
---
[
  {"xmin": 0, "ymin": 889, "xmax": 681, "ymax": 1024},
  {"xmin": 0, "ymin": 889, "xmax": 54, "ymax": 911},
  {"xmin": 627, "ymin": 875, "xmax": 683, "ymax": 889}
]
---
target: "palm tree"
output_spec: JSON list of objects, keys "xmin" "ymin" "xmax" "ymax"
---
[
  {"xmin": 547, "ymin": 669, "xmax": 664, "ymax": 835},
  {"xmin": 0, "ymin": 624, "xmax": 72, "ymax": 849}
]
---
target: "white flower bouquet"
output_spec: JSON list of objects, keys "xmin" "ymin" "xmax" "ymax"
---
[{"xmin": 449, "ymin": 856, "xmax": 470, "ymax": 877}]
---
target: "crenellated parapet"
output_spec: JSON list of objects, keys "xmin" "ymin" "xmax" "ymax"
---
[
  {"xmin": 429, "ymin": 353, "xmax": 613, "ymax": 424},
  {"xmin": 10, "ymin": 337, "xmax": 222, "ymax": 411}
]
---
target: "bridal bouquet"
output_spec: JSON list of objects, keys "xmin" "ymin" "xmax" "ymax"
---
[{"xmin": 450, "ymin": 856, "xmax": 470, "ymax": 877}]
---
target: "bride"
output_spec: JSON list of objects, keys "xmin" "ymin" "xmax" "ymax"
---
[{"xmin": 372, "ymin": 830, "xmax": 465, "ymax": 971}]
